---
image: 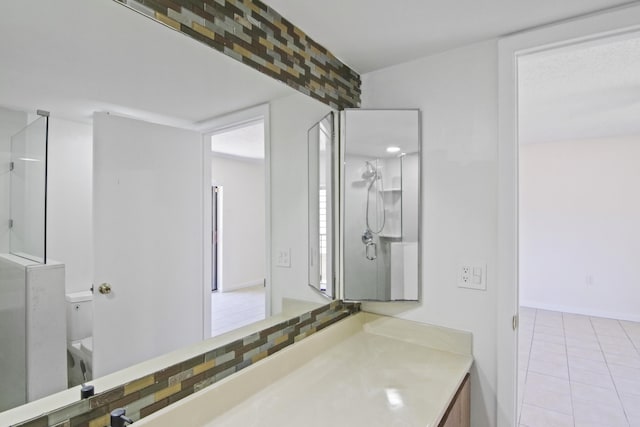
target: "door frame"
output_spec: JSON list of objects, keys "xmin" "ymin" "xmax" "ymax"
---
[
  {"xmin": 198, "ymin": 103, "xmax": 271, "ymax": 338},
  {"xmin": 496, "ymin": 4, "xmax": 640, "ymax": 426},
  {"xmin": 211, "ymin": 185, "xmax": 222, "ymax": 292}
]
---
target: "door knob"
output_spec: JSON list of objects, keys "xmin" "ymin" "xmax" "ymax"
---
[{"xmin": 98, "ymin": 283, "xmax": 112, "ymax": 295}]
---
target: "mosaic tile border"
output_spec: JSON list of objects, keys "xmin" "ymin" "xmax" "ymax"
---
[
  {"xmin": 14, "ymin": 300, "xmax": 360, "ymax": 427},
  {"xmin": 113, "ymin": 0, "xmax": 361, "ymax": 110}
]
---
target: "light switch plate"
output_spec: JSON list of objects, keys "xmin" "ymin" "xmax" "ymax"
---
[
  {"xmin": 459, "ymin": 263, "xmax": 486, "ymax": 290},
  {"xmin": 276, "ymin": 248, "xmax": 291, "ymax": 268}
]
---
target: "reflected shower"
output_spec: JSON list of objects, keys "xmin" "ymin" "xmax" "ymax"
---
[{"xmin": 362, "ymin": 160, "xmax": 385, "ymax": 262}]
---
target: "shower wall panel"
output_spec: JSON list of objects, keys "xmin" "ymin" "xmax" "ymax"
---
[{"xmin": 0, "ymin": 107, "xmax": 27, "ymax": 253}]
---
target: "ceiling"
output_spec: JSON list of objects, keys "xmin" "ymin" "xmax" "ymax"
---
[
  {"xmin": 519, "ymin": 31, "xmax": 640, "ymax": 144},
  {"xmin": 2, "ymin": 0, "xmax": 639, "ymax": 146},
  {"xmin": 211, "ymin": 122, "xmax": 265, "ymax": 159},
  {"xmin": 0, "ymin": 0, "xmax": 294, "ymax": 128},
  {"xmin": 264, "ymin": 0, "xmax": 636, "ymax": 73}
]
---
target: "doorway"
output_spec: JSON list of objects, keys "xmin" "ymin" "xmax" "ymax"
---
[
  {"xmin": 208, "ymin": 118, "xmax": 267, "ymax": 336},
  {"xmin": 497, "ymin": 7, "xmax": 640, "ymax": 424},
  {"xmin": 515, "ymin": 32, "xmax": 640, "ymax": 426}
]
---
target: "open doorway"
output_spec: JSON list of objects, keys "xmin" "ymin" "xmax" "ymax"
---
[
  {"xmin": 515, "ymin": 32, "xmax": 640, "ymax": 426},
  {"xmin": 209, "ymin": 119, "xmax": 267, "ymax": 336}
]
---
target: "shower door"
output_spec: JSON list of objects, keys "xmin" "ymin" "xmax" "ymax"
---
[{"xmin": 9, "ymin": 115, "xmax": 48, "ymax": 263}]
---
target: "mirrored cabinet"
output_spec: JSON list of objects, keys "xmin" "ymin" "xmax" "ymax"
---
[
  {"xmin": 308, "ymin": 109, "xmax": 421, "ymax": 302},
  {"xmin": 308, "ymin": 112, "xmax": 336, "ymax": 299}
]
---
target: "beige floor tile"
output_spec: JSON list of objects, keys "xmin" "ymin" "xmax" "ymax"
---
[
  {"xmin": 567, "ymin": 355, "xmax": 609, "ymax": 375},
  {"xmin": 601, "ymin": 341, "xmax": 639, "ymax": 356},
  {"xmin": 530, "ymin": 348, "xmax": 568, "ymax": 365},
  {"xmin": 566, "ymin": 345, "xmax": 604, "ymax": 362},
  {"xmin": 563, "ymin": 327, "xmax": 596, "ymax": 339},
  {"xmin": 523, "ymin": 382, "xmax": 573, "ymax": 415},
  {"xmin": 519, "ymin": 403, "xmax": 574, "ymax": 427},
  {"xmin": 598, "ymin": 334, "xmax": 634, "ymax": 346},
  {"xmin": 620, "ymin": 393, "xmax": 640, "ymax": 417},
  {"xmin": 592, "ymin": 323, "xmax": 627, "ymax": 338},
  {"xmin": 569, "ymin": 366, "xmax": 615, "ymax": 389},
  {"xmin": 565, "ymin": 336, "xmax": 601, "ymax": 351},
  {"xmin": 532, "ymin": 340, "xmax": 567, "ymax": 355},
  {"xmin": 526, "ymin": 372, "xmax": 571, "ymax": 394},
  {"xmin": 573, "ymin": 400, "xmax": 628, "ymax": 426},
  {"xmin": 211, "ymin": 285, "xmax": 266, "ymax": 336},
  {"xmin": 605, "ymin": 353, "xmax": 640, "ymax": 369},
  {"xmin": 519, "ymin": 308, "xmax": 637, "ymax": 426},
  {"xmin": 612, "ymin": 376, "xmax": 640, "ymax": 397},
  {"xmin": 571, "ymin": 382, "xmax": 623, "ymax": 407},
  {"xmin": 534, "ymin": 332, "xmax": 566, "ymax": 346},
  {"xmin": 535, "ymin": 325, "xmax": 565, "ymax": 338},
  {"xmin": 529, "ymin": 358, "xmax": 569, "ymax": 380}
]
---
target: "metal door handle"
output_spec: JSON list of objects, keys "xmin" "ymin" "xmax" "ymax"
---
[{"xmin": 98, "ymin": 283, "xmax": 112, "ymax": 295}]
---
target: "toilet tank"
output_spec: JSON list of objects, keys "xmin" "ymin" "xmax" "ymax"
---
[{"xmin": 65, "ymin": 291, "xmax": 93, "ymax": 342}]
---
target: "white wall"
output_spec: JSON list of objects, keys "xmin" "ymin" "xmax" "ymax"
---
[
  {"xmin": 0, "ymin": 107, "xmax": 28, "ymax": 254},
  {"xmin": 211, "ymin": 154, "xmax": 265, "ymax": 291},
  {"xmin": 520, "ymin": 135, "xmax": 640, "ymax": 321},
  {"xmin": 47, "ymin": 118, "xmax": 93, "ymax": 294},
  {"xmin": 269, "ymin": 92, "xmax": 333, "ymax": 314},
  {"xmin": 360, "ymin": 40, "xmax": 499, "ymax": 427},
  {"xmin": 0, "ymin": 254, "xmax": 27, "ymax": 411}
]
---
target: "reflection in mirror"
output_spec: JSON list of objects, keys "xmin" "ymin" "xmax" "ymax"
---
[
  {"xmin": 0, "ymin": 0, "xmax": 332, "ymax": 420},
  {"xmin": 9, "ymin": 115, "xmax": 48, "ymax": 263},
  {"xmin": 308, "ymin": 112, "xmax": 335, "ymax": 299},
  {"xmin": 342, "ymin": 109, "xmax": 420, "ymax": 301}
]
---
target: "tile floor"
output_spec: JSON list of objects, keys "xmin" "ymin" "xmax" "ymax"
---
[
  {"xmin": 518, "ymin": 307, "xmax": 640, "ymax": 427},
  {"xmin": 211, "ymin": 284, "xmax": 266, "ymax": 337}
]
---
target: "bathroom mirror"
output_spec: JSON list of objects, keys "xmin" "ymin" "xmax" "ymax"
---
[
  {"xmin": 0, "ymin": 0, "xmax": 333, "ymax": 421},
  {"xmin": 342, "ymin": 109, "xmax": 420, "ymax": 301},
  {"xmin": 308, "ymin": 112, "xmax": 336, "ymax": 299}
]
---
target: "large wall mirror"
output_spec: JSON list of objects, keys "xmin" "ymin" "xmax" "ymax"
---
[
  {"xmin": 0, "ymin": 0, "xmax": 332, "ymax": 422},
  {"xmin": 342, "ymin": 109, "xmax": 421, "ymax": 301}
]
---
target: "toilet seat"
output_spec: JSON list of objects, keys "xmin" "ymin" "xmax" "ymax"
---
[{"xmin": 80, "ymin": 336, "xmax": 93, "ymax": 355}]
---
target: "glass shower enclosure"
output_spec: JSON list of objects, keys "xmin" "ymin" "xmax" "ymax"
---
[
  {"xmin": 0, "ymin": 110, "xmax": 49, "ymax": 411},
  {"xmin": 9, "ymin": 112, "xmax": 49, "ymax": 263}
]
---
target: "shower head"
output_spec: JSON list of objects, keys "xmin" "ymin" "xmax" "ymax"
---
[{"xmin": 361, "ymin": 161, "xmax": 378, "ymax": 180}]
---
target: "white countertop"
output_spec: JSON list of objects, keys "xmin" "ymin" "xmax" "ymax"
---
[{"xmin": 138, "ymin": 312, "xmax": 473, "ymax": 427}]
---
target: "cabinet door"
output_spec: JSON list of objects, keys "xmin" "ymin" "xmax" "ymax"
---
[
  {"xmin": 341, "ymin": 109, "xmax": 420, "ymax": 302},
  {"xmin": 439, "ymin": 374, "xmax": 470, "ymax": 427}
]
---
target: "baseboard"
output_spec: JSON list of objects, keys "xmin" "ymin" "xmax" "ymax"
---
[
  {"xmin": 520, "ymin": 300, "xmax": 640, "ymax": 323},
  {"xmin": 221, "ymin": 279, "xmax": 264, "ymax": 293}
]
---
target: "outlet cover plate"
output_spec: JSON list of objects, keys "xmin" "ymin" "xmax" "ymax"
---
[
  {"xmin": 459, "ymin": 263, "xmax": 486, "ymax": 290},
  {"xmin": 276, "ymin": 248, "xmax": 291, "ymax": 268}
]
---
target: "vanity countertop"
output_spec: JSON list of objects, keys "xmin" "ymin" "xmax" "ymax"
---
[{"xmin": 136, "ymin": 312, "xmax": 473, "ymax": 427}]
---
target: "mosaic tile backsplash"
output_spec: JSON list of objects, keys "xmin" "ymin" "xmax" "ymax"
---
[
  {"xmin": 114, "ymin": 0, "xmax": 361, "ymax": 110},
  {"xmin": 14, "ymin": 300, "xmax": 360, "ymax": 427}
]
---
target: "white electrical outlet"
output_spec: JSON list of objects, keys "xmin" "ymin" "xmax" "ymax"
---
[
  {"xmin": 459, "ymin": 263, "xmax": 486, "ymax": 290},
  {"xmin": 276, "ymin": 248, "xmax": 291, "ymax": 268}
]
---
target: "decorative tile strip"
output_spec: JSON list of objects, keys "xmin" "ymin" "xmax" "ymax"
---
[
  {"xmin": 13, "ymin": 300, "xmax": 360, "ymax": 427},
  {"xmin": 113, "ymin": 0, "xmax": 361, "ymax": 110}
]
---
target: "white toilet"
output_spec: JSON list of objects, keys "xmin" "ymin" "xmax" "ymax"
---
[{"xmin": 65, "ymin": 291, "xmax": 94, "ymax": 387}]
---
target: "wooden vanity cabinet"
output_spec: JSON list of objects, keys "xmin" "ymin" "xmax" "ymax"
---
[{"xmin": 438, "ymin": 373, "xmax": 470, "ymax": 427}]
